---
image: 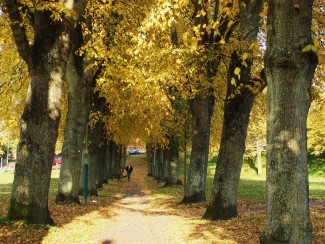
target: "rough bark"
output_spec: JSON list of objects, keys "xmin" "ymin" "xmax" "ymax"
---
[
  {"xmin": 115, "ymin": 145, "xmax": 124, "ymax": 179},
  {"xmin": 106, "ymin": 141, "xmax": 113, "ymax": 179},
  {"xmin": 181, "ymin": 0, "xmax": 214, "ymax": 203},
  {"xmin": 121, "ymin": 145, "xmax": 127, "ymax": 175},
  {"xmin": 256, "ymin": 138, "xmax": 262, "ymax": 175},
  {"xmin": 261, "ymin": 0, "xmax": 318, "ymax": 243},
  {"xmin": 146, "ymin": 144, "xmax": 155, "ymax": 176},
  {"xmin": 182, "ymin": 0, "xmax": 240, "ymax": 203},
  {"xmin": 96, "ymin": 142, "xmax": 108, "ymax": 187},
  {"xmin": 204, "ymin": 53, "xmax": 265, "ymax": 220},
  {"xmin": 110, "ymin": 142, "xmax": 118, "ymax": 177},
  {"xmin": 164, "ymin": 137, "xmax": 182, "ymax": 186},
  {"xmin": 182, "ymin": 94, "xmax": 214, "ymax": 202},
  {"xmin": 56, "ymin": 25, "xmax": 94, "ymax": 204},
  {"xmin": 4, "ymin": 5, "xmax": 75, "ymax": 224},
  {"xmin": 204, "ymin": 0, "xmax": 264, "ymax": 220},
  {"xmin": 154, "ymin": 146, "xmax": 163, "ymax": 182},
  {"xmin": 88, "ymin": 93, "xmax": 105, "ymax": 196}
]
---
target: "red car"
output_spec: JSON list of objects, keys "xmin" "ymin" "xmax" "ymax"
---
[{"xmin": 52, "ymin": 155, "xmax": 62, "ymax": 165}]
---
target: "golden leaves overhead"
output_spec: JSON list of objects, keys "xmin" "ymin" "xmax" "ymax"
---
[
  {"xmin": 0, "ymin": 0, "xmax": 324, "ymax": 153},
  {"xmin": 0, "ymin": 14, "xmax": 29, "ymax": 140}
]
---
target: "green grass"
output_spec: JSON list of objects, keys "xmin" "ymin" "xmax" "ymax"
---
[
  {"xmin": 209, "ymin": 163, "xmax": 325, "ymax": 201},
  {"xmin": 162, "ymin": 156, "xmax": 325, "ymax": 202},
  {"xmin": 0, "ymin": 169, "xmax": 61, "ymax": 218},
  {"xmin": 0, "ymin": 170, "xmax": 15, "ymax": 184},
  {"xmin": 1, "ymin": 161, "xmax": 324, "ymax": 209}
]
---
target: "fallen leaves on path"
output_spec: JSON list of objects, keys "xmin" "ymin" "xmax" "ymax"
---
[{"xmin": 0, "ymin": 156, "xmax": 324, "ymax": 243}]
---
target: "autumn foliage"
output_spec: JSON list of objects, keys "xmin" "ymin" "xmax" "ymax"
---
[{"xmin": 0, "ymin": 0, "xmax": 324, "ymax": 243}]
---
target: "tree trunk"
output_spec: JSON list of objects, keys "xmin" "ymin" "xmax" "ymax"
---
[
  {"xmin": 155, "ymin": 146, "xmax": 163, "ymax": 182},
  {"xmin": 111, "ymin": 142, "xmax": 118, "ymax": 177},
  {"xmin": 183, "ymin": 142, "xmax": 188, "ymax": 194},
  {"xmin": 165, "ymin": 136, "xmax": 182, "ymax": 186},
  {"xmin": 261, "ymin": 0, "xmax": 318, "ymax": 243},
  {"xmin": 146, "ymin": 144, "xmax": 154, "ymax": 176},
  {"xmin": 6, "ymin": 10, "xmax": 72, "ymax": 224},
  {"xmin": 204, "ymin": 54, "xmax": 263, "ymax": 219},
  {"xmin": 256, "ymin": 138, "xmax": 262, "ymax": 175},
  {"xmin": 97, "ymin": 142, "xmax": 108, "ymax": 186},
  {"xmin": 203, "ymin": 0, "xmax": 264, "ymax": 220},
  {"xmin": 88, "ymin": 93, "xmax": 105, "ymax": 196},
  {"xmin": 182, "ymin": 94, "xmax": 214, "ymax": 203},
  {"xmin": 106, "ymin": 141, "xmax": 113, "ymax": 179},
  {"xmin": 116, "ymin": 144, "xmax": 124, "ymax": 178},
  {"xmin": 56, "ymin": 25, "xmax": 94, "ymax": 203}
]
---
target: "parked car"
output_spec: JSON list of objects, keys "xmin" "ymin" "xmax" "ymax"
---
[
  {"xmin": 127, "ymin": 147, "xmax": 139, "ymax": 155},
  {"xmin": 137, "ymin": 148, "xmax": 146, "ymax": 154},
  {"xmin": 52, "ymin": 155, "xmax": 62, "ymax": 165}
]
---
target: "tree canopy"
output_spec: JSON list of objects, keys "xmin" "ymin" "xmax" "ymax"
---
[{"xmin": 0, "ymin": 1, "xmax": 323, "ymax": 155}]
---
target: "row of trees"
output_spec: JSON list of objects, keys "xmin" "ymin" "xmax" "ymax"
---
[{"xmin": 0, "ymin": 0, "xmax": 324, "ymax": 243}]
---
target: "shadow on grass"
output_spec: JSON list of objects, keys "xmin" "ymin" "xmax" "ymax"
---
[{"xmin": 0, "ymin": 176, "xmax": 124, "ymax": 243}]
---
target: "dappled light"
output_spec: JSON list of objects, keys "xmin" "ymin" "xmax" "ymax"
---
[
  {"xmin": 0, "ymin": 152, "xmax": 324, "ymax": 243},
  {"xmin": 48, "ymin": 72, "xmax": 63, "ymax": 120},
  {"xmin": 0, "ymin": 0, "xmax": 324, "ymax": 243}
]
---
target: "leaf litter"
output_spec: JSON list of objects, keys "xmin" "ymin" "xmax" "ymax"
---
[{"xmin": 0, "ymin": 156, "xmax": 324, "ymax": 243}]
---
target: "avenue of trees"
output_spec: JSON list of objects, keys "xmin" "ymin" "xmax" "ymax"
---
[{"xmin": 0, "ymin": 0, "xmax": 324, "ymax": 243}]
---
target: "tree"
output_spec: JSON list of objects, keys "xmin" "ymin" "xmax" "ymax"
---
[
  {"xmin": 307, "ymin": 0, "xmax": 325, "ymax": 156},
  {"xmin": 56, "ymin": 1, "xmax": 118, "ymax": 203},
  {"xmin": 87, "ymin": 91, "xmax": 106, "ymax": 196},
  {"xmin": 261, "ymin": 0, "xmax": 318, "ymax": 242},
  {"xmin": 56, "ymin": 24, "xmax": 94, "ymax": 203},
  {"xmin": 1, "ymin": 0, "xmax": 87, "ymax": 224},
  {"xmin": 246, "ymin": 93, "xmax": 267, "ymax": 175},
  {"xmin": 307, "ymin": 90, "xmax": 325, "ymax": 155},
  {"xmin": 204, "ymin": 0, "xmax": 265, "ymax": 220},
  {"xmin": 180, "ymin": 0, "xmax": 239, "ymax": 203}
]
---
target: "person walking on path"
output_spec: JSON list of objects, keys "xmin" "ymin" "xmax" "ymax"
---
[{"xmin": 125, "ymin": 163, "xmax": 133, "ymax": 182}]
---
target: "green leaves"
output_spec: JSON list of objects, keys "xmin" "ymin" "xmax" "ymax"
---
[{"xmin": 302, "ymin": 44, "xmax": 317, "ymax": 53}]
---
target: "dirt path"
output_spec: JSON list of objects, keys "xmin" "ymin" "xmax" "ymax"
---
[
  {"xmin": 93, "ymin": 156, "xmax": 189, "ymax": 244},
  {"xmin": 43, "ymin": 156, "xmax": 215, "ymax": 244},
  {"xmin": 2, "ymin": 156, "xmax": 324, "ymax": 243}
]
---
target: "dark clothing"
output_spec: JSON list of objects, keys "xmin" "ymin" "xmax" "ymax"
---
[
  {"xmin": 125, "ymin": 165, "xmax": 133, "ymax": 182},
  {"xmin": 125, "ymin": 165, "xmax": 133, "ymax": 173}
]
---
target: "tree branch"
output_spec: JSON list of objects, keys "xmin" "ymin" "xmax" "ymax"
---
[{"xmin": 1, "ymin": 0, "xmax": 32, "ymax": 65}]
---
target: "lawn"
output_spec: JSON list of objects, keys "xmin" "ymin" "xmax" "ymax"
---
[
  {"xmin": 0, "ymin": 157, "xmax": 324, "ymax": 243},
  {"xmin": 1, "ymin": 162, "xmax": 324, "ymax": 206},
  {"xmin": 146, "ymin": 162, "xmax": 325, "ymax": 203},
  {"xmin": 145, "ymin": 158, "xmax": 324, "ymax": 243}
]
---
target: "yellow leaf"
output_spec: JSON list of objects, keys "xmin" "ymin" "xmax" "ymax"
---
[
  {"xmin": 231, "ymin": 78, "xmax": 236, "ymax": 85},
  {"xmin": 242, "ymin": 52, "xmax": 248, "ymax": 60},
  {"xmin": 302, "ymin": 44, "xmax": 317, "ymax": 53},
  {"xmin": 234, "ymin": 67, "xmax": 241, "ymax": 76},
  {"xmin": 212, "ymin": 21, "xmax": 219, "ymax": 29},
  {"xmin": 193, "ymin": 26, "xmax": 199, "ymax": 33},
  {"xmin": 241, "ymin": 2, "xmax": 247, "ymax": 8},
  {"xmin": 227, "ymin": 20, "xmax": 234, "ymax": 29}
]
